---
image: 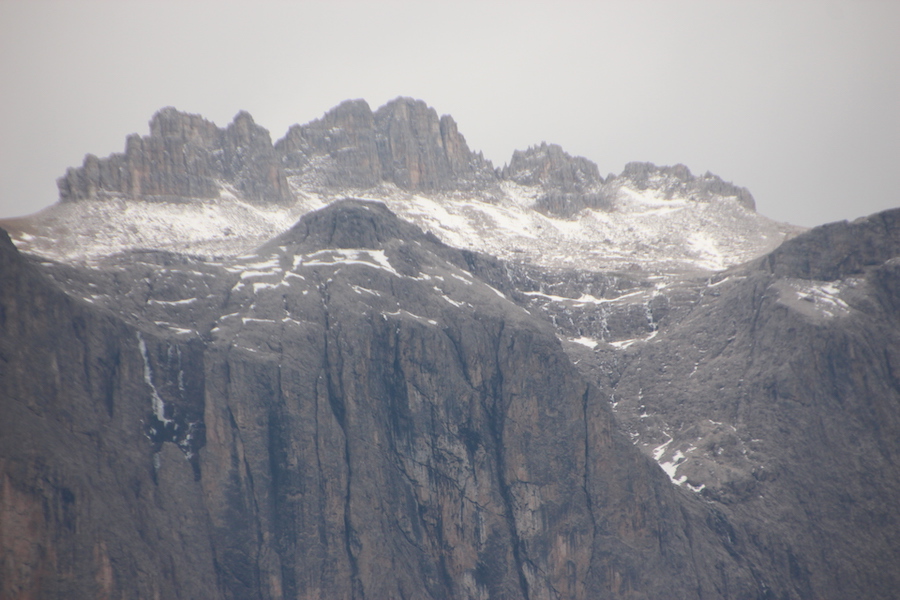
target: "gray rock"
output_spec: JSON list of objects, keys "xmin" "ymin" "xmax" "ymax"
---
[
  {"xmin": 276, "ymin": 98, "xmax": 497, "ymax": 191},
  {"xmin": 761, "ymin": 208, "xmax": 900, "ymax": 280},
  {"xmin": 276, "ymin": 99, "xmax": 382, "ymax": 187},
  {"xmin": 612, "ymin": 161, "xmax": 756, "ymax": 210},
  {"xmin": 57, "ymin": 108, "xmax": 292, "ymax": 204},
  {"xmin": 1, "ymin": 203, "xmax": 776, "ymax": 599},
  {"xmin": 503, "ymin": 142, "xmax": 602, "ymax": 192},
  {"xmin": 12, "ymin": 97, "xmax": 900, "ymax": 600},
  {"xmin": 570, "ymin": 208, "xmax": 900, "ymax": 599},
  {"xmin": 502, "ymin": 143, "xmax": 609, "ymax": 218}
]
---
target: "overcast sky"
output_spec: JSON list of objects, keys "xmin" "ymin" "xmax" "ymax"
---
[{"xmin": 1, "ymin": 0, "xmax": 897, "ymax": 227}]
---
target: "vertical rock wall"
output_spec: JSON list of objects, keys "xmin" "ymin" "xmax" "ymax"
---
[{"xmin": 57, "ymin": 108, "xmax": 292, "ymax": 204}]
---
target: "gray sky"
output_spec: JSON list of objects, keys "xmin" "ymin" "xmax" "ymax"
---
[{"xmin": 1, "ymin": 0, "xmax": 897, "ymax": 227}]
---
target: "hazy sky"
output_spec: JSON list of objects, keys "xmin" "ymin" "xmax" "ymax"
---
[{"xmin": 1, "ymin": 0, "xmax": 897, "ymax": 227}]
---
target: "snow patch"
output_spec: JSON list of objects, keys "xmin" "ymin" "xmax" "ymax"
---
[
  {"xmin": 383, "ymin": 309, "xmax": 438, "ymax": 326},
  {"xmin": 608, "ymin": 329, "xmax": 658, "ymax": 349},
  {"xmin": 303, "ymin": 249, "xmax": 402, "ymax": 277},
  {"xmin": 570, "ymin": 336, "xmax": 599, "ymax": 349},
  {"xmin": 137, "ymin": 333, "xmax": 172, "ymax": 425},
  {"xmin": 148, "ymin": 298, "xmax": 198, "ymax": 306},
  {"xmin": 775, "ymin": 278, "xmax": 851, "ymax": 319},
  {"xmin": 351, "ymin": 285, "xmax": 382, "ymax": 297}
]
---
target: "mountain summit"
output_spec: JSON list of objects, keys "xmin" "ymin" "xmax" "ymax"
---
[{"xmin": 6, "ymin": 98, "xmax": 799, "ymax": 271}]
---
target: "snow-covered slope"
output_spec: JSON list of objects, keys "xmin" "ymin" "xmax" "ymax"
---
[
  {"xmin": 345, "ymin": 180, "xmax": 797, "ymax": 273},
  {"xmin": 2, "ymin": 100, "xmax": 801, "ymax": 273},
  {"xmin": 4, "ymin": 177, "xmax": 798, "ymax": 273}
]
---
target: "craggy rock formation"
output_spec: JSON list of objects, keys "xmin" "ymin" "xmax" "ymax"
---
[
  {"xmin": 276, "ymin": 97, "xmax": 497, "ymax": 191},
  {"xmin": 57, "ymin": 108, "xmax": 293, "ymax": 204},
  {"xmin": 275, "ymin": 99, "xmax": 382, "ymax": 188},
  {"xmin": 51, "ymin": 99, "xmax": 757, "ymax": 225},
  {"xmin": 606, "ymin": 162, "xmax": 756, "ymax": 211},
  {"xmin": 504, "ymin": 143, "xmax": 602, "ymax": 191},
  {"xmin": 56, "ymin": 98, "xmax": 499, "ymax": 205},
  {"xmin": 502, "ymin": 143, "xmax": 609, "ymax": 217}
]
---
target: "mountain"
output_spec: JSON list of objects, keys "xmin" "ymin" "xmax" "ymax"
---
[
  {"xmin": 572, "ymin": 209, "xmax": 900, "ymax": 598},
  {"xmin": 4, "ymin": 98, "xmax": 799, "ymax": 272},
  {"xmin": 1, "ymin": 99, "xmax": 898, "ymax": 599}
]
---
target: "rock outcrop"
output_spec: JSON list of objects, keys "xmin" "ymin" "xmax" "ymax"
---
[
  {"xmin": 275, "ymin": 99, "xmax": 382, "ymax": 188},
  {"xmin": 605, "ymin": 161, "xmax": 756, "ymax": 210},
  {"xmin": 276, "ymin": 97, "xmax": 497, "ymax": 191},
  {"xmin": 502, "ymin": 143, "xmax": 609, "ymax": 217},
  {"xmin": 56, "ymin": 98, "xmax": 500, "ymax": 205},
  {"xmin": 504, "ymin": 143, "xmax": 602, "ymax": 191},
  {"xmin": 761, "ymin": 208, "xmax": 900, "ymax": 280},
  {"xmin": 57, "ymin": 108, "xmax": 293, "ymax": 204}
]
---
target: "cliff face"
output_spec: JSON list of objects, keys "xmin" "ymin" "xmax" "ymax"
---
[
  {"xmin": 501, "ymin": 143, "xmax": 609, "ymax": 218},
  {"xmin": 56, "ymin": 98, "xmax": 497, "ymax": 205},
  {"xmin": 275, "ymin": 99, "xmax": 382, "ymax": 188},
  {"xmin": 0, "ymin": 229, "xmax": 220, "ymax": 600},
  {"xmin": 2, "ymin": 201, "xmax": 782, "ymax": 600},
  {"xmin": 57, "ymin": 108, "xmax": 293, "ymax": 204},
  {"xmin": 276, "ymin": 97, "xmax": 497, "ymax": 191}
]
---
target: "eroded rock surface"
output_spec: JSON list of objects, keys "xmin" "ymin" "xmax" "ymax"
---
[
  {"xmin": 2, "ymin": 201, "xmax": 799, "ymax": 600},
  {"xmin": 277, "ymin": 97, "xmax": 497, "ymax": 192},
  {"xmin": 57, "ymin": 108, "xmax": 293, "ymax": 204}
]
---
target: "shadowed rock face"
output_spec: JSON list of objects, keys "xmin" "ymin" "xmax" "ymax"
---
[
  {"xmin": 502, "ymin": 143, "xmax": 610, "ymax": 218},
  {"xmin": 1, "ymin": 201, "xmax": 790, "ymax": 600},
  {"xmin": 761, "ymin": 208, "xmax": 900, "ymax": 280},
  {"xmin": 570, "ymin": 208, "xmax": 900, "ymax": 600},
  {"xmin": 503, "ymin": 143, "xmax": 602, "ymax": 192},
  {"xmin": 275, "ymin": 99, "xmax": 382, "ymax": 188}
]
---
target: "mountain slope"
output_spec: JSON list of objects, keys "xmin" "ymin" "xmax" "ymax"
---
[
  {"xmin": 569, "ymin": 209, "xmax": 900, "ymax": 599},
  {"xmin": 2, "ymin": 201, "xmax": 783, "ymax": 599}
]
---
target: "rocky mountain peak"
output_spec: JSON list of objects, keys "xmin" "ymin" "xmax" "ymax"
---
[
  {"xmin": 503, "ymin": 142, "xmax": 602, "ymax": 191},
  {"xmin": 147, "ymin": 106, "xmax": 220, "ymax": 140},
  {"xmin": 266, "ymin": 199, "xmax": 433, "ymax": 252},
  {"xmin": 374, "ymin": 97, "xmax": 455, "ymax": 189},
  {"xmin": 613, "ymin": 161, "xmax": 756, "ymax": 210},
  {"xmin": 58, "ymin": 108, "xmax": 292, "ymax": 205},
  {"xmin": 502, "ymin": 142, "xmax": 609, "ymax": 218},
  {"xmin": 275, "ymin": 99, "xmax": 380, "ymax": 188},
  {"xmin": 762, "ymin": 207, "xmax": 900, "ymax": 280},
  {"xmin": 15, "ymin": 98, "xmax": 798, "ymax": 272},
  {"xmin": 277, "ymin": 97, "xmax": 496, "ymax": 192}
]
